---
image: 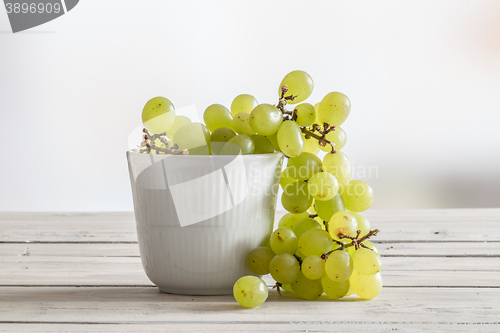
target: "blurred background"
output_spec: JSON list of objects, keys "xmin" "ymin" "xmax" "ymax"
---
[{"xmin": 0, "ymin": 0, "xmax": 499, "ymax": 211}]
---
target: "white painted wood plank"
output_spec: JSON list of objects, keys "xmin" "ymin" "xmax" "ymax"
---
[
  {"xmin": 1, "ymin": 256, "xmax": 500, "ymax": 287},
  {"xmin": 1, "ymin": 209, "xmax": 500, "ymax": 242},
  {"xmin": 3, "ymin": 242, "xmax": 500, "ymax": 258},
  {"xmin": 0, "ymin": 287, "xmax": 498, "ymax": 330}
]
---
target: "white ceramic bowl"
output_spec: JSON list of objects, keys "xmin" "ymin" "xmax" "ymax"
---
[{"xmin": 126, "ymin": 151, "xmax": 283, "ymax": 295}]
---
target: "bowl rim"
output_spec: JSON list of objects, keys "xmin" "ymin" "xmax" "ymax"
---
[{"xmin": 126, "ymin": 151, "xmax": 284, "ymax": 158}]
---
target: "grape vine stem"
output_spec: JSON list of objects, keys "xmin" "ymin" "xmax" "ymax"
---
[{"xmin": 277, "ymin": 85, "xmax": 337, "ymax": 154}]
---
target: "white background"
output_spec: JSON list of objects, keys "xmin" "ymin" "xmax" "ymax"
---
[{"xmin": 0, "ymin": 0, "xmax": 499, "ymax": 211}]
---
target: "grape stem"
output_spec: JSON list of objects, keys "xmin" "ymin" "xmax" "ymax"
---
[
  {"xmin": 322, "ymin": 229, "xmax": 381, "ymax": 259},
  {"xmin": 139, "ymin": 128, "xmax": 189, "ymax": 155},
  {"xmin": 273, "ymin": 282, "xmax": 283, "ymax": 296},
  {"xmin": 293, "ymin": 254, "xmax": 303, "ymax": 267},
  {"xmin": 277, "ymin": 85, "xmax": 337, "ymax": 154}
]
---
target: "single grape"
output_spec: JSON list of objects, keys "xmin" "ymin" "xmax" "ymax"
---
[
  {"xmin": 142, "ymin": 96, "xmax": 176, "ymax": 134},
  {"xmin": 302, "ymin": 255, "xmax": 326, "ymax": 280},
  {"xmin": 298, "ymin": 229, "xmax": 333, "ymax": 257},
  {"xmin": 350, "ymin": 270, "xmax": 383, "ymax": 300},
  {"xmin": 281, "ymin": 181, "xmax": 312, "ymax": 214},
  {"xmin": 277, "ymin": 212, "xmax": 310, "ymax": 230},
  {"xmin": 220, "ymin": 134, "xmax": 255, "ymax": 155},
  {"xmin": 323, "ymin": 151, "xmax": 352, "ymax": 185},
  {"xmin": 203, "ymin": 104, "xmax": 234, "ymax": 132},
  {"xmin": 173, "ymin": 122, "xmax": 210, "ymax": 155},
  {"xmin": 209, "ymin": 127, "xmax": 237, "ymax": 155},
  {"xmin": 277, "ymin": 121, "xmax": 304, "ymax": 158},
  {"xmin": 340, "ymin": 180, "xmax": 374, "ymax": 212},
  {"xmin": 293, "ymin": 218, "xmax": 322, "ymax": 240},
  {"xmin": 352, "ymin": 247, "xmax": 382, "ymax": 275},
  {"xmin": 321, "ymin": 274, "xmax": 350, "ymax": 299},
  {"xmin": 287, "ymin": 152, "xmax": 322, "ymax": 181},
  {"xmin": 233, "ymin": 112, "xmax": 256, "ymax": 135},
  {"xmin": 302, "ymin": 133, "xmax": 320, "ymax": 155},
  {"xmin": 270, "ymin": 227, "xmax": 298, "ymax": 255},
  {"xmin": 233, "ymin": 276, "xmax": 268, "ymax": 308},
  {"xmin": 317, "ymin": 92, "xmax": 351, "ymax": 126},
  {"xmin": 266, "ymin": 133, "xmax": 281, "ymax": 152},
  {"xmin": 269, "ymin": 253, "xmax": 301, "ymax": 284},
  {"xmin": 329, "ymin": 211, "xmax": 358, "ymax": 241},
  {"xmin": 290, "ymin": 272, "xmax": 323, "ymax": 300},
  {"xmin": 325, "ymin": 250, "xmax": 353, "ymax": 282},
  {"xmin": 231, "ymin": 94, "xmax": 258, "ymax": 117},
  {"xmin": 317, "ymin": 127, "xmax": 347, "ymax": 152},
  {"xmin": 350, "ymin": 212, "xmax": 371, "ymax": 237},
  {"xmin": 280, "ymin": 167, "xmax": 298, "ymax": 190},
  {"xmin": 315, "ymin": 194, "xmax": 345, "ymax": 222},
  {"xmin": 279, "ymin": 70, "xmax": 314, "ymax": 104},
  {"xmin": 247, "ymin": 247, "xmax": 276, "ymax": 275},
  {"xmin": 307, "ymin": 172, "xmax": 339, "ymax": 201},
  {"xmin": 314, "ymin": 102, "xmax": 321, "ymax": 123},
  {"xmin": 249, "ymin": 104, "xmax": 283, "ymax": 136},
  {"xmin": 294, "ymin": 103, "xmax": 316, "ymax": 127},
  {"xmin": 250, "ymin": 134, "xmax": 274, "ymax": 154},
  {"xmin": 166, "ymin": 115, "xmax": 191, "ymax": 139}
]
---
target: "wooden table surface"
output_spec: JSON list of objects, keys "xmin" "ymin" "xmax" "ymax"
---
[{"xmin": 1, "ymin": 210, "xmax": 499, "ymax": 332}]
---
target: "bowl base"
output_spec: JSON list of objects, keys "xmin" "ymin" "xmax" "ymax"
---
[{"xmin": 158, "ymin": 286, "xmax": 233, "ymax": 296}]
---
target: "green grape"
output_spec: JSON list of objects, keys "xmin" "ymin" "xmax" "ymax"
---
[
  {"xmin": 298, "ymin": 229, "xmax": 333, "ymax": 256},
  {"xmin": 166, "ymin": 115, "xmax": 191, "ymax": 139},
  {"xmin": 340, "ymin": 180, "xmax": 374, "ymax": 212},
  {"xmin": 350, "ymin": 270, "xmax": 383, "ymax": 300},
  {"xmin": 266, "ymin": 132, "xmax": 281, "ymax": 152},
  {"xmin": 362, "ymin": 241, "xmax": 380, "ymax": 255},
  {"xmin": 277, "ymin": 121, "xmax": 304, "ymax": 158},
  {"xmin": 325, "ymin": 250, "xmax": 353, "ymax": 282},
  {"xmin": 314, "ymin": 102, "xmax": 321, "ymax": 123},
  {"xmin": 278, "ymin": 212, "xmax": 310, "ymax": 230},
  {"xmin": 142, "ymin": 96, "xmax": 176, "ymax": 134},
  {"xmin": 280, "ymin": 167, "xmax": 298, "ymax": 190},
  {"xmin": 321, "ymin": 275, "xmax": 350, "ymax": 299},
  {"xmin": 293, "ymin": 218, "xmax": 322, "ymax": 240},
  {"xmin": 279, "ymin": 70, "xmax": 314, "ymax": 104},
  {"xmin": 269, "ymin": 253, "xmax": 301, "ymax": 284},
  {"xmin": 317, "ymin": 92, "xmax": 351, "ymax": 126},
  {"xmin": 249, "ymin": 104, "xmax": 283, "ymax": 136},
  {"xmin": 173, "ymin": 122, "xmax": 210, "ymax": 155},
  {"xmin": 302, "ymin": 133, "xmax": 320, "ymax": 155},
  {"xmin": 290, "ymin": 272, "xmax": 323, "ymax": 300},
  {"xmin": 329, "ymin": 211, "xmax": 358, "ymax": 241},
  {"xmin": 294, "ymin": 103, "xmax": 316, "ymax": 127},
  {"xmin": 233, "ymin": 276, "xmax": 268, "ymax": 308},
  {"xmin": 315, "ymin": 194, "xmax": 345, "ymax": 222},
  {"xmin": 203, "ymin": 104, "xmax": 234, "ymax": 132},
  {"xmin": 346, "ymin": 279, "xmax": 355, "ymax": 296},
  {"xmin": 270, "ymin": 227, "xmax": 298, "ymax": 255},
  {"xmin": 307, "ymin": 172, "xmax": 339, "ymax": 201},
  {"xmin": 350, "ymin": 212, "xmax": 371, "ymax": 237},
  {"xmin": 281, "ymin": 283, "xmax": 293, "ymax": 292},
  {"xmin": 233, "ymin": 112, "xmax": 256, "ymax": 135},
  {"xmin": 281, "ymin": 181, "xmax": 312, "ymax": 214},
  {"xmin": 287, "ymin": 152, "xmax": 322, "ymax": 181},
  {"xmin": 247, "ymin": 247, "xmax": 276, "ymax": 275},
  {"xmin": 209, "ymin": 127, "xmax": 237, "ymax": 155},
  {"xmin": 231, "ymin": 94, "xmax": 258, "ymax": 117},
  {"xmin": 317, "ymin": 127, "xmax": 347, "ymax": 152},
  {"xmin": 352, "ymin": 247, "xmax": 382, "ymax": 275},
  {"xmin": 323, "ymin": 151, "xmax": 352, "ymax": 185},
  {"xmin": 302, "ymin": 255, "xmax": 326, "ymax": 280},
  {"xmin": 220, "ymin": 134, "xmax": 255, "ymax": 155},
  {"xmin": 250, "ymin": 134, "xmax": 274, "ymax": 154}
]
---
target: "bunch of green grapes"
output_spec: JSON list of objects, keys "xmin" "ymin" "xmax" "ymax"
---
[{"xmin": 135, "ymin": 71, "xmax": 380, "ymax": 308}]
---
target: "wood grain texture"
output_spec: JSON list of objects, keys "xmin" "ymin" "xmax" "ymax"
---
[{"xmin": 0, "ymin": 210, "xmax": 499, "ymax": 332}]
